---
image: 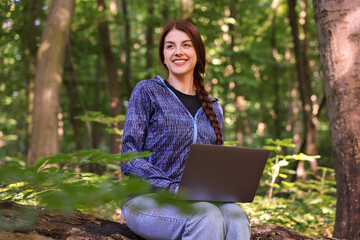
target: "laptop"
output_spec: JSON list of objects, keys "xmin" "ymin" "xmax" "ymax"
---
[{"xmin": 177, "ymin": 144, "xmax": 270, "ymax": 202}]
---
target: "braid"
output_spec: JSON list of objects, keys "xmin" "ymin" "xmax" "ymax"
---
[{"xmin": 194, "ymin": 73, "xmax": 223, "ymax": 145}]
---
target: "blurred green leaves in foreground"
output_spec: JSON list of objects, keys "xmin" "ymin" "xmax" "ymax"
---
[
  {"xmin": 0, "ymin": 150, "xmax": 154, "ymax": 213},
  {"xmin": 0, "ymin": 138, "xmax": 336, "ymax": 237}
]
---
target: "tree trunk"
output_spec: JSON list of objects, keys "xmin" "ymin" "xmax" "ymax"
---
[
  {"xmin": 161, "ymin": 1, "xmax": 169, "ymax": 22},
  {"xmin": 27, "ymin": 0, "xmax": 75, "ymax": 165},
  {"xmin": 24, "ymin": 0, "xmax": 40, "ymax": 157},
  {"xmin": 0, "ymin": 201, "xmax": 340, "ymax": 240},
  {"xmin": 97, "ymin": 0, "xmax": 122, "ymax": 154},
  {"xmin": 120, "ymin": 0, "xmax": 132, "ymax": 96},
  {"xmin": 181, "ymin": 0, "xmax": 193, "ymax": 21},
  {"xmin": 301, "ymin": 0, "xmax": 318, "ymax": 173},
  {"xmin": 145, "ymin": 0, "xmax": 154, "ymax": 80},
  {"xmin": 0, "ymin": 201, "xmax": 142, "ymax": 240},
  {"xmin": 91, "ymin": 63, "xmax": 103, "ymax": 150},
  {"xmin": 271, "ymin": 0, "xmax": 281, "ymax": 139},
  {"xmin": 227, "ymin": 7, "xmax": 245, "ymax": 147},
  {"xmin": 64, "ymin": 41, "xmax": 83, "ymax": 151},
  {"xmin": 313, "ymin": 1, "xmax": 360, "ymax": 239},
  {"xmin": 287, "ymin": 0, "xmax": 318, "ymax": 176}
]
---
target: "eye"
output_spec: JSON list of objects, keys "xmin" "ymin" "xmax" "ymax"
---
[
  {"xmin": 165, "ymin": 44, "xmax": 174, "ymax": 49},
  {"xmin": 183, "ymin": 43, "xmax": 191, "ymax": 48}
]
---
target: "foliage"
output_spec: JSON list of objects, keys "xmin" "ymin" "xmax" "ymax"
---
[
  {"xmin": 243, "ymin": 187, "xmax": 336, "ymax": 237},
  {"xmin": 241, "ymin": 139, "xmax": 336, "ymax": 237},
  {"xmin": 0, "ymin": 150, "xmax": 153, "ymax": 212},
  {"xmin": 0, "ymin": 0, "xmax": 336, "ymax": 237},
  {"xmin": 0, "ymin": 0, "xmax": 332, "ymax": 163},
  {"xmin": 1, "ymin": 138, "xmax": 336, "ymax": 236},
  {"xmin": 226, "ymin": 138, "xmax": 336, "ymax": 236},
  {"xmin": 77, "ymin": 111, "xmax": 125, "ymax": 136},
  {"xmin": 0, "ymin": 149, "xmax": 196, "ymax": 221},
  {"xmin": 263, "ymin": 138, "xmax": 320, "ymax": 200}
]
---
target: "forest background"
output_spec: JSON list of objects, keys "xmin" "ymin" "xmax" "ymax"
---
[{"xmin": 0, "ymin": 0, "xmax": 359, "ymax": 239}]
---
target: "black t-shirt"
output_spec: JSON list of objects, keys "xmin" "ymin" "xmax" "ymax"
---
[{"xmin": 165, "ymin": 80, "xmax": 202, "ymax": 118}]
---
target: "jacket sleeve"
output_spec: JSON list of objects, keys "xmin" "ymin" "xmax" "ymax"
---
[{"xmin": 120, "ymin": 82, "xmax": 178, "ymax": 193}]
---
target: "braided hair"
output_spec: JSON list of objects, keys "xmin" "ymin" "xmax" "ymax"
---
[{"xmin": 159, "ymin": 20, "xmax": 223, "ymax": 145}]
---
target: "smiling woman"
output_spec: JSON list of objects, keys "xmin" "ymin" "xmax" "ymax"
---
[
  {"xmin": 163, "ymin": 30, "xmax": 198, "ymax": 93},
  {"xmin": 119, "ymin": 20, "xmax": 251, "ymax": 240}
]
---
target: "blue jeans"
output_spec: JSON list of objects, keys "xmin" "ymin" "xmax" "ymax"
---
[{"xmin": 122, "ymin": 193, "xmax": 251, "ymax": 240}]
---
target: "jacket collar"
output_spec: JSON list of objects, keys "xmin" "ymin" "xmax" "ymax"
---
[{"xmin": 152, "ymin": 75, "xmax": 219, "ymax": 103}]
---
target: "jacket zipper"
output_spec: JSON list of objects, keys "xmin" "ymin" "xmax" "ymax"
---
[
  {"xmin": 163, "ymin": 81, "xmax": 201, "ymax": 144},
  {"xmin": 192, "ymin": 110, "xmax": 201, "ymax": 143}
]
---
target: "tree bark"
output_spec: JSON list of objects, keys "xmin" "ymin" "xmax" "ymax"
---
[
  {"xmin": 287, "ymin": 0, "xmax": 318, "ymax": 176},
  {"xmin": 313, "ymin": 1, "xmax": 360, "ymax": 239},
  {"xmin": 301, "ymin": 0, "xmax": 319, "ymax": 173},
  {"xmin": 24, "ymin": 0, "xmax": 40, "ymax": 156},
  {"xmin": 161, "ymin": 1, "xmax": 169, "ymax": 22},
  {"xmin": 27, "ymin": 0, "xmax": 75, "ymax": 165},
  {"xmin": 145, "ymin": 0, "xmax": 154, "ymax": 80},
  {"xmin": 91, "ymin": 63, "xmax": 103, "ymax": 150},
  {"xmin": 120, "ymin": 0, "xmax": 132, "ymax": 96},
  {"xmin": 97, "ymin": 0, "xmax": 122, "ymax": 154},
  {"xmin": 0, "ymin": 201, "xmax": 340, "ymax": 240},
  {"xmin": 181, "ymin": 0, "xmax": 193, "ymax": 21},
  {"xmin": 64, "ymin": 41, "xmax": 83, "ymax": 151},
  {"xmin": 227, "ymin": 7, "xmax": 246, "ymax": 147},
  {"xmin": 271, "ymin": 0, "xmax": 281, "ymax": 139},
  {"xmin": 0, "ymin": 201, "xmax": 142, "ymax": 240}
]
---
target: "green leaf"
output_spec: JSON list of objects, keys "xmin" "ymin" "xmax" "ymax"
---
[
  {"xmin": 106, "ymin": 163, "xmax": 121, "ymax": 170},
  {"xmin": 73, "ymin": 150, "xmax": 100, "ymax": 158},
  {"xmin": 278, "ymin": 160, "xmax": 289, "ymax": 166},
  {"xmin": 279, "ymin": 173, "xmax": 288, "ymax": 179},
  {"xmin": 282, "ymin": 181, "xmax": 294, "ymax": 187}
]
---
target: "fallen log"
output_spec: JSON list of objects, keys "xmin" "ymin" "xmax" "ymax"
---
[{"xmin": 0, "ymin": 201, "xmax": 341, "ymax": 240}]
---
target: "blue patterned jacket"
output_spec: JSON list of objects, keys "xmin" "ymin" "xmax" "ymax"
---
[{"xmin": 120, "ymin": 75, "xmax": 223, "ymax": 193}]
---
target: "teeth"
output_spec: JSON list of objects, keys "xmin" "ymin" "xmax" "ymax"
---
[{"xmin": 174, "ymin": 60, "xmax": 186, "ymax": 63}]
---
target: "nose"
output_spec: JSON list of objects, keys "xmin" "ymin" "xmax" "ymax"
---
[{"xmin": 175, "ymin": 46, "xmax": 183, "ymax": 56}]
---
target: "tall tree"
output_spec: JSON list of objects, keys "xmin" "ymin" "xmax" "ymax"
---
[
  {"xmin": 28, "ymin": 0, "xmax": 75, "ymax": 165},
  {"xmin": 64, "ymin": 41, "xmax": 83, "ymax": 150},
  {"xmin": 313, "ymin": 0, "xmax": 360, "ymax": 238},
  {"xmin": 161, "ymin": 0, "xmax": 169, "ymax": 22},
  {"xmin": 145, "ymin": 0, "xmax": 154, "ymax": 80},
  {"xmin": 97, "ymin": 0, "xmax": 122, "ymax": 154},
  {"xmin": 23, "ymin": 0, "xmax": 40, "ymax": 155},
  {"xmin": 228, "ymin": 5, "xmax": 246, "ymax": 147},
  {"xmin": 271, "ymin": 0, "xmax": 281, "ymax": 139},
  {"xmin": 119, "ymin": 0, "xmax": 132, "ymax": 95},
  {"xmin": 181, "ymin": 0, "xmax": 193, "ymax": 20},
  {"xmin": 287, "ymin": 0, "xmax": 318, "ymax": 175}
]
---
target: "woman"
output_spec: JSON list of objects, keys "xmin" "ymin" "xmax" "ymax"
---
[{"xmin": 121, "ymin": 20, "xmax": 251, "ymax": 240}]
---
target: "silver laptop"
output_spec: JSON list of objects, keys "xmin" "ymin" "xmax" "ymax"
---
[{"xmin": 178, "ymin": 144, "xmax": 270, "ymax": 202}]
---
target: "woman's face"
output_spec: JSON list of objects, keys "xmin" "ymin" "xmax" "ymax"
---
[{"xmin": 163, "ymin": 29, "xmax": 197, "ymax": 79}]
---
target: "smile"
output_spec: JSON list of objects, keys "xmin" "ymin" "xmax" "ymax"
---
[{"xmin": 173, "ymin": 59, "xmax": 187, "ymax": 65}]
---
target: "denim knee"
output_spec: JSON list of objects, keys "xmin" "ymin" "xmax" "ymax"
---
[
  {"xmin": 184, "ymin": 202, "xmax": 226, "ymax": 239},
  {"xmin": 219, "ymin": 203, "xmax": 250, "ymax": 222},
  {"xmin": 219, "ymin": 203, "xmax": 251, "ymax": 240}
]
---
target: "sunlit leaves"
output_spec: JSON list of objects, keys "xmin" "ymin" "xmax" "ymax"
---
[
  {"xmin": 77, "ymin": 111, "xmax": 125, "ymax": 126},
  {"xmin": 244, "ymin": 165, "xmax": 336, "ymax": 237},
  {"xmin": 264, "ymin": 138, "xmax": 324, "ymax": 200},
  {"xmin": 0, "ymin": 150, "xmax": 154, "ymax": 211}
]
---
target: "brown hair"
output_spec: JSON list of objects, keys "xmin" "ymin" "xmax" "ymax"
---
[{"xmin": 159, "ymin": 20, "xmax": 223, "ymax": 145}]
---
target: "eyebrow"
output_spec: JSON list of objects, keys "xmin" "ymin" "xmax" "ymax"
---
[{"xmin": 165, "ymin": 40, "xmax": 192, "ymax": 44}]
